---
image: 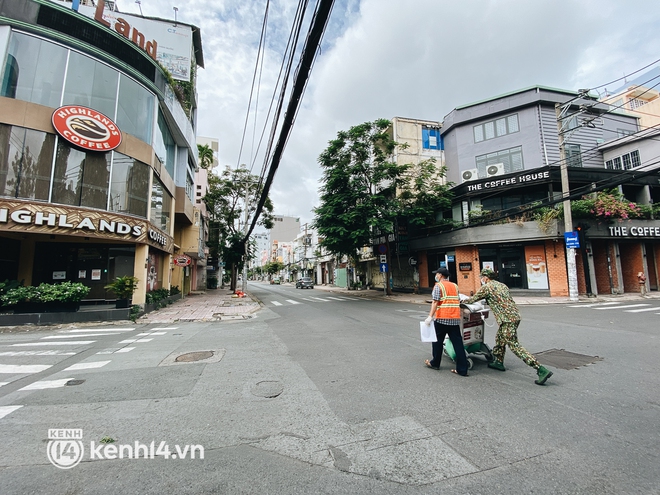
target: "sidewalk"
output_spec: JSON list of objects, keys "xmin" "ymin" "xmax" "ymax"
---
[{"xmin": 138, "ymin": 288, "xmax": 261, "ymax": 323}]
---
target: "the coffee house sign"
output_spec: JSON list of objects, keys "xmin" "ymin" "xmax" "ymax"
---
[
  {"xmin": 609, "ymin": 225, "xmax": 660, "ymax": 237},
  {"xmin": 466, "ymin": 170, "xmax": 550, "ymax": 192}
]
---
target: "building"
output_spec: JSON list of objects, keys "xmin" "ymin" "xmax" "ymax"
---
[
  {"xmin": 404, "ymin": 85, "xmax": 659, "ymax": 298},
  {"xmin": 0, "ymin": 0, "xmax": 204, "ymax": 305}
]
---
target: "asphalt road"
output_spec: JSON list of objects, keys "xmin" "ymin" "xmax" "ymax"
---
[{"xmin": 0, "ymin": 282, "xmax": 658, "ymax": 494}]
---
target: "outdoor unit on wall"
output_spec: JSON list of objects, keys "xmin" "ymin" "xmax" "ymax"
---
[
  {"xmin": 461, "ymin": 168, "xmax": 480, "ymax": 183},
  {"xmin": 486, "ymin": 163, "xmax": 505, "ymax": 177}
]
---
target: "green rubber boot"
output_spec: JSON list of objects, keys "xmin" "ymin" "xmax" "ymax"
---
[
  {"xmin": 488, "ymin": 360, "xmax": 506, "ymax": 371},
  {"xmin": 535, "ymin": 366, "xmax": 553, "ymax": 385}
]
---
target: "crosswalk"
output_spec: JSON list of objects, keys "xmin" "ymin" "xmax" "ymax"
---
[
  {"xmin": 267, "ymin": 295, "xmax": 364, "ymax": 307},
  {"xmin": 567, "ymin": 301, "xmax": 660, "ymax": 314},
  {"xmin": 0, "ymin": 325, "xmax": 175, "ymax": 421}
]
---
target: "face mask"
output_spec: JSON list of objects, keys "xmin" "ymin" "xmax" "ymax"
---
[{"xmin": 435, "ymin": 274, "xmax": 441, "ymax": 282}]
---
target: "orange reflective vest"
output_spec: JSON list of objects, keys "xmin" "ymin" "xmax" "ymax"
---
[{"xmin": 434, "ymin": 280, "xmax": 461, "ymax": 320}]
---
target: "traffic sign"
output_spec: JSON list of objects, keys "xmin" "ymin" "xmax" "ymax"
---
[
  {"xmin": 564, "ymin": 231, "xmax": 580, "ymax": 249},
  {"xmin": 378, "ymin": 244, "xmax": 387, "ymax": 254},
  {"xmin": 379, "ymin": 255, "xmax": 387, "ymax": 263},
  {"xmin": 379, "ymin": 263, "xmax": 388, "ymax": 273}
]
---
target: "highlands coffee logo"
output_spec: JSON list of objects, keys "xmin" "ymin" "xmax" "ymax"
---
[{"xmin": 52, "ymin": 106, "xmax": 122, "ymax": 152}]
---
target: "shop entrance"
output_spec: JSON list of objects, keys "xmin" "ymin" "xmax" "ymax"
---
[
  {"xmin": 478, "ymin": 246, "xmax": 525, "ymax": 289},
  {"xmin": 646, "ymin": 242, "xmax": 658, "ymax": 291},
  {"xmin": 32, "ymin": 243, "xmax": 135, "ymax": 301}
]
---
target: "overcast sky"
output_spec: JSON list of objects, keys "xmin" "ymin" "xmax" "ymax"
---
[{"xmin": 115, "ymin": 0, "xmax": 660, "ymax": 226}]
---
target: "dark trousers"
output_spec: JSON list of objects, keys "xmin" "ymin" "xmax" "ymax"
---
[{"xmin": 429, "ymin": 321, "xmax": 468, "ymax": 375}]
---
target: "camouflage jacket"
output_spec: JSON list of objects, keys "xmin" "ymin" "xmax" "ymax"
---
[{"xmin": 464, "ymin": 280, "xmax": 521, "ymax": 324}]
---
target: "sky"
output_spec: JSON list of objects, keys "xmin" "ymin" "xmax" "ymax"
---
[{"xmin": 113, "ymin": 0, "xmax": 660, "ymax": 227}]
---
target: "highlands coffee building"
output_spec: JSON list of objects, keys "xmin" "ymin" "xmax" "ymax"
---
[{"xmin": 0, "ymin": 0, "xmax": 204, "ymax": 304}]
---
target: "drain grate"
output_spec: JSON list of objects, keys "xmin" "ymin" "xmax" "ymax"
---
[
  {"xmin": 534, "ymin": 348, "xmax": 603, "ymax": 370},
  {"xmin": 175, "ymin": 351, "xmax": 214, "ymax": 363}
]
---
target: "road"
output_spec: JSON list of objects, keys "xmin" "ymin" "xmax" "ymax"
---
[{"xmin": 0, "ymin": 282, "xmax": 658, "ymax": 494}]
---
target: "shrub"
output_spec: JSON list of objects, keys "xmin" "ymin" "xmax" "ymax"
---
[
  {"xmin": 104, "ymin": 276, "xmax": 139, "ymax": 299},
  {"xmin": 169, "ymin": 285, "xmax": 181, "ymax": 296},
  {"xmin": 145, "ymin": 288, "xmax": 170, "ymax": 304},
  {"xmin": 1, "ymin": 282, "xmax": 90, "ymax": 306}
]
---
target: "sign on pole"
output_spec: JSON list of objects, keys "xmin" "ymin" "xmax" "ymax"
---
[
  {"xmin": 379, "ymin": 255, "xmax": 387, "ymax": 263},
  {"xmin": 564, "ymin": 231, "xmax": 580, "ymax": 249},
  {"xmin": 379, "ymin": 263, "xmax": 388, "ymax": 273}
]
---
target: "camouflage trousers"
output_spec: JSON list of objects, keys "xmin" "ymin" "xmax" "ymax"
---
[{"xmin": 493, "ymin": 320, "xmax": 540, "ymax": 369}]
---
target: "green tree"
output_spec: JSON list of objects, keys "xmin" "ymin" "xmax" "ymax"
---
[
  {"xmin": 264, "ymin": 261, "xmax": 285, "ymax": 278},
  {"xmin": 314, "ymin": 119, "xmax": 452, "ymax": 293},
  {"xmin": 204, "ymin": 166, "xmax": 274, "ymax": 290},
  {"xmin": 197, "ymin": 144, "xmax": 214, "ymax": 170}
]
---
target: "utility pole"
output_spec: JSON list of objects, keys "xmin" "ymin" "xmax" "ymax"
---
[{"xmin": 555, "ymin": 102, "xmax": 579, "ymax": 302}]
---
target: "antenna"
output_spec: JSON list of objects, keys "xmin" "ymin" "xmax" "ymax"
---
[
  {"xmin": 135, "ymin": 0, "xmax": 143, "ymax": 16},
  {"xmin": 173, "ymin": 6, "xmax": 178, "ymax": 25}
]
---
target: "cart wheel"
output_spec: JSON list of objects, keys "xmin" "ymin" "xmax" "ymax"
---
[{"xmin": 467, "ymin": 358, "xmax": 473, "ymax": 370}]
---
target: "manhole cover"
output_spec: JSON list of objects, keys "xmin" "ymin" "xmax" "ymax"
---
[
  {"xmin": 251, "ymin": 380, "xmax": 284, "ymax": 398},
  {"xmin": 534, "ymin": 348, "xmax": 603, "ymax": 370},
  {"xmin": 175, "ymin": 351, "xmax": 214, "ymax": 362},
  {"xmin": 66, "ymin": 379, "xmax": 85, "ymax": 386}
]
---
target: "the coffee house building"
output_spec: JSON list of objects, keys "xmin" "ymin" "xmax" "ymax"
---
[
  {"xmin": 0, "ymin": 0, "xmax": 204, "ymax": 304},
  {"xmin": 409, "ymin": 86, "xmax": 660, "ymax": 298}
]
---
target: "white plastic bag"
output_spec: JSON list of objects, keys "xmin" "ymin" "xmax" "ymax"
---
[{"xmin": 420, "ymin": 321, "xmax": 437, "ymax": 342}]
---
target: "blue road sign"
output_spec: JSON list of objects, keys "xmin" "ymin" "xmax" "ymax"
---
[
  {"xmin": 378, "ymin": 244, "xmax": 387, "ymax": 254},
  {"xmin": 564, "ymin": 231, "xmax": 580, "ymax": 249},
  {"xmin": 380, "ymin": 263, "xmax": 388, "ymax": 272}
]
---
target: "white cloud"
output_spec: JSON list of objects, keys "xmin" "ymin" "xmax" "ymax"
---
[{"xmin": 117, "ymin": 0, "xmax": 660, "ymax": 225}]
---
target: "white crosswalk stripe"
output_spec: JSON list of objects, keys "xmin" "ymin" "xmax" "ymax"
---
[
  {"xmin": 0, "ymin": 364, "xmax": 52, "ymax": 374},
  {"xmin": 61, "ymin": 328, "xmax": 135, "ymax": 333},
  {"xmin": 10, "ymin": 341, "xmax": 95, "ymax": 347},
  {"xmin": 310, "ymin": 297, "xmax": 330, "ymax": 302},
  {"xmin": 118, "ymin": 338, "xmax": 153, "ymax": 344},
  {"xmin": 0, "ymin": 405, "xmax": 22, "ymax": 419},
  {"xmin": 0, "ymin": 350, "xmax": 76, "ymax": 356},
  {"xmin": 97, "ymin": 347, "xmax": 135, "ymax": 355},
  {"xmin": 19, "ymin": 378, "xmax": 74, "ymax": 390},
  {"xmin": 594, "ymin": 304, "xmax": 650, "ymax": 310},
  {"xmin": 326, "ymin": 297, "xmax": 345, "ymax": 301},
  {"xmin": 271, "ymin": 301, "xmax": 283, "ymax": 306},
  {"xmin": 568, "ymin": 302, "xmax": 621, "ymax": 308},
  {"xmin": 625, "ymin": 307, "xmax": 660, "ymax": 313},
  {"xmin": 41, "ymin": 333, "xmax": 117, "ymax": 339},
  {"xmin": 63, "ymin": 361, "xmax": 111, "ymax": 371},
  {"xmin": 285, "ymin": 300, "xmax": 301, "ymax": 305}
]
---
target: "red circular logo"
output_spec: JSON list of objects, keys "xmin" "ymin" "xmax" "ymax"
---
[
  {"xmin": 52, "ymin": 105, "xmax": 122, "ymax": 152},
  {"xmin": 173, "ymin": 255, "xmax": 192, "ymax": 267}
]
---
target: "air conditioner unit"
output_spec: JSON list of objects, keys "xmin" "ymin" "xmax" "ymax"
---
[
  {"xmin": 486, "ymin": 163, "xmax": 505, "ymax": 177},
  {"xmin": 461, "ymin": 168, "xmax": 480, "ymax": 183}
]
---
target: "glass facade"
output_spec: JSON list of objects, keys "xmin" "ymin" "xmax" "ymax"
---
[
  {"xmin": 150, "ymin": 175, "xmax": 171, "ymax": 233},
  {"xmin": 1, "ymin": 31, "xmax": 155, "ymax": 145},
  {"xmin": 0, "ymin": 123, "xmax": 157, "ymax": 218}
]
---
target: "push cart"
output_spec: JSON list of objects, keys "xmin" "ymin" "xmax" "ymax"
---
[{"xmin": 443, "ymin": 299, "xmax": 493, "ymax": 370}]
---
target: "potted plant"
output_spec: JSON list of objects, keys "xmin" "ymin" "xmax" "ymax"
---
[{"xmin": 105, "ymin": 276, "xmax": 139, "ymax": 308}]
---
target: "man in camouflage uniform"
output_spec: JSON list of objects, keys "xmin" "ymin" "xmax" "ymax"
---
[{"xmin": 463, "ymin": 268, "xmax": 553, "ymax": 385}]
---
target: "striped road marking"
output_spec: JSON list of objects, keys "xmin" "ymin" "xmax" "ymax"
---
[
  {"xmin": 594, "ymin": 304, "xmax": 650, "ymax": 310},
  {"xmin": 271, "ymin": 301, "xmax": 283, "ymax": 306},
  {"xmin": 96, "ymin": 347, "xmax": 135, "ymax": 355},
  {"xmin": 118, "ymin": 338, "xmax": 153, "ymax": 344},
  {"xmin": 10, "ymin": 341, "xmax": 95, "ymax": 347},
  {"xmin": 19, "ymin": 379, "xmax": 73, "ymax": 390},
  {"xmin": 151, "ymin": 327, "xmax": 179, "ymax": 331},
  {"xmin": 310, "ymin": 297, "xmax": 330, "ymax": 302},
  {"xmin": 624, "ymin": 306, "xmax": 660, "ymax": 313},
  {"xmin": 326, "ymin": 297, "xmax": 345, "ymax": 301},
  {"xmin": 61, "ymin": 328, "xmax": 135, "ymax": 333},
  {"xmin": 63, "ymin": 360, "xmax": 111, "ymax": 371},
  {"xmin": 0, "ymin": 405, "xmax": 23, "ymax": 419},
  {"xmin": 285, "ymin": 300, "xmax": 301, "ymax": 305},
  {"xmin": 137, "ymin": 332, "xmax": 167, "ymax": 336},
  {"xmin": 0, "ymin": 350, "xmax": 76, "ymax": 357},
  {"xmin": 0, "ymin": 364, "xmax": 52, "ymax": 374},
  {"xmin": 568, "ymin": 302, "xmax": 621, "ymax": 308},
  {"xmin": 42, "ymin": 334, "xmax": 118, "ymax": 339}
]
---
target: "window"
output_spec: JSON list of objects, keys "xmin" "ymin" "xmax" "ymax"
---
[
  {"xmin": 475, "ymin": 146, "xmax": 524, "ymax": 176},
  {"xmin": 565, "ymin": 144, "xmax": 582, "ymax": 167},
  {"xmin": 51, "ymin": 141, "xmax": 110, "ymax": 210},
  {"xmin": 606, "ymin": 150, "xmax": 640, "ymax": 170},
  {"xmin": 62, "ymin": 51, "xmax": 118, "ymax": 118},
  {"xmin": 422, "ymin": 126, "xmax": 442, "ymax": 150},
  {"xmin": 150, "ymin": 176, "xmax": 172, "ymax": 233},
  {"xmin": 109, "ymin": 152, "xmax": 150, "ymax": 217},
  {"xmin": 473, "ymin": 114, "xmax": 519, "ymax": 143},
  {"xmin": 0, "ymin": 124, "xmax": 55, "ymax": 201},
  {"xmin": 617, "ymin": 129, "xmax": 634, "ymax": 138},
  {"xmin": 1, "ymin": 32, "xmax": 67, "ymax": 108},
  {"xmin": 154, "ymin": 110, "xmax": 176, "ymax": 178},
  {"xmin": 116, "ymin": 74, "xmax": 154, "ymax": 144}
]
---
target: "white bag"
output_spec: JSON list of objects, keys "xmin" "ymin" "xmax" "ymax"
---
[{"xmin": 420, "ymin": 321, "xmax": 437, "ymax": 342}]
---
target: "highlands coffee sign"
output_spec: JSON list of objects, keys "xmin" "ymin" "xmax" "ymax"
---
[
  {"xmin": 52, "ymin": 106, "xmax": 122, "ymax": 152},
  {"xmin": 0, "ymin": 201, "xmax": 173, "ymax": 252}
]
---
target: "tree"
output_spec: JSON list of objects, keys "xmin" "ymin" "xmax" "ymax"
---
[
  {"xmin": 314, "ymin": 119, "xmax": 452, "ymax": 293},
  {"xmin": 197, "ymin": 144, "xmax": 214, "ymax": 170},
  {"xmin": 264, "ymin": 261, "xmax": 285, "ymax": 278},
  {"xmin": 204, "ymin": 166, "xmax": 274, "ymax": 290}
]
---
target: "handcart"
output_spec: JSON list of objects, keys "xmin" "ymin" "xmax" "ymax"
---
[{"xmin": 443, "ymin": 297, "xmax": 493, "ymax": 370}]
